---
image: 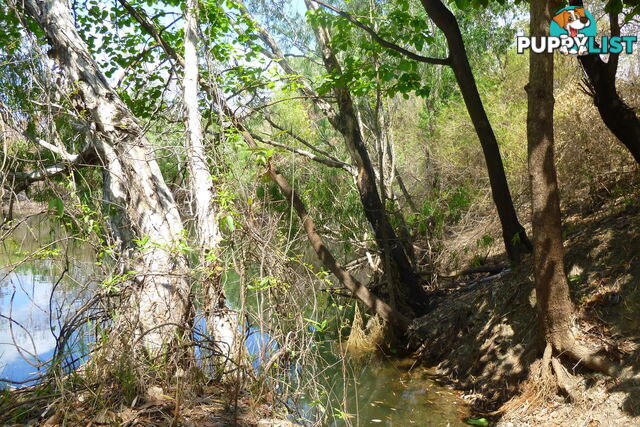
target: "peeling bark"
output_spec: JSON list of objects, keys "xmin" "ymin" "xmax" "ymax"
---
[
  {"xmin": 183, "ymin": 0, "xmax": 221, "ymax": 251},
  {"xmin": 182, "ymin": 0, "xmax": 241, "ymax": 374},
  {"xmin": 18, "ymin": 0, "xmax": 192, "ymax": 355}
]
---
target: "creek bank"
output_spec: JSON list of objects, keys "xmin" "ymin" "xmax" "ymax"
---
[
  {"xmin": 410, "ymin": 195, "xmax": 640, "ymax": 424},
  {"xmin": 0, "ymin": 208, "xmax": 469, "ymax": 425}
]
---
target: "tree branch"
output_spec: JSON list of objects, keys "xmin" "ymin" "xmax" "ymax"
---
[
  {"xmin": 251, "ymin": 132, "xmax": 356, "ymax": 174},
  {"xmin": 7, "ymin": 142, "xmax": 97, "ymax": 193},
  {"xmin": 263, "ymin": 114, "xmax": 342, "ymax": 162},
  {"xmin": 235, "ymin": 0, "xmax": 339, "ymax": 122},
  {"xmin": 117, "ymin": 0, "xmax": 184, "ymax": 65},
  {"xmin": 34, "ymin": 138, "xmax": 78, "ymax": 162},
  {"xmin": 311, "ymin": 0, "xmax": 450, "ymax": 66}
]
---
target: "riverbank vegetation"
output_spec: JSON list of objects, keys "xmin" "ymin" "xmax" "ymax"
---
[{"xmin": 1, "ymin": 0, "xmax": 640, "ymax": 424}]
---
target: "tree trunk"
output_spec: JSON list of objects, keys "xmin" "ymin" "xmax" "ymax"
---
[
  {"xmin": 183, "ymin": 0, "xmax": 221, "ymax": 251},
  {"xmin": 268, "ymin": 166, "xmax": 410, "ymax": 333},
  {"xmin": 182, "ymin": 0, "xmax": 241, "ymax": 373},
  {"xmin": 527, "ymin": 0, "xmax": 615, "ymax": 375},
  {"xmin": 241, "ymin": 0, "xmax": 428, "ymax": 313},
  {"xmin": 19, "ymin": 0, "xmax": 192, "ymax": 355},
  {"xmin": 227, "ymin": 99, "xmax": 410, "ymax": 333},
  {"xmin": 527, "ymin": 0, "xmax": 574, "ymax": 350},
  {"xmin": 305, "ymin": 0, "xmax": 429, "ymax": 315},
  {"xmin": 577, "ymin": 8, "xmax": 640, "ymax": 164},
  {"xmin": 419, "ymin": 0, "xmax": 532, "ymax": 263}
]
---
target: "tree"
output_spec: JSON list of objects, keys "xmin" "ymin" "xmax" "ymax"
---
[
  {"xmin": 16, "ymin": 0, "xmax": 192, "ymax": 356},
  {"xmin": 183, "ymin": 0, "xmax": 221, "ymax": 253},
  {"xmin": 182, "ymin": 0, "xmax": 240, "ymax": 373},
  {"xmin": 577, "ymin": 1, "xmax": 640, "ymax": 164},
  {"xmin": 239, "ymin": 0, "xmax": 431, "ymax": 315},
  {"xmin": 313, "ymin": 0, "xmax": 532, "ymax": 263},
  {"xmin": 418, "ymin": 0, "xmax": 532, "ymax": 263},
  {"xmin": 303, "ymin": 0, "xmax": 430, "ymax": 315},
  {"xmin": 527, "ymin": 0, "xmax": 614, "ymax": 374}
]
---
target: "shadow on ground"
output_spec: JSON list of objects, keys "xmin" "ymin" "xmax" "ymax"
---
[{"xmin": 410, "ymin": 195, "xmax": 640, "ymax": 422}]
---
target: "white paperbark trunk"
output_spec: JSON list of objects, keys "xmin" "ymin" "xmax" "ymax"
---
[
  {"xmin": 183, "ymin": 0, "xmax": 241, "ymax": 373},
  {"xmin": 19, "ymin": 0, "xmax": 191, "ymax": 354},
  {"xmin": 183, "ymin": 0, "xmax": 221, "ymax": 251}
]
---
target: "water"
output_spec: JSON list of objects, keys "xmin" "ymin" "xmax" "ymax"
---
[
  {"xmin": 0, "ymin": 212, "xmax": 96, "ymax": 385},
  {"xmin": 0, "ymin": 211, "xmax": 467, "ymax": 425},
  {"xmin": 288, "ymin": 342, "xmax": 468, "ymax": 426}
]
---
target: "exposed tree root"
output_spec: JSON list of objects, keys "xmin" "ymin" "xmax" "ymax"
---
[
  {"xmin": 499, "ymin": 343, "xmax": 556, "ymax": 415},
  {"xmin": 560, "ymin": 340, "xmax": 619, "ymax": 377},
  {"xmin": 500, "ymin": 333, "xmax": 620, "ymax": 416},
  {"xmin": 550, "ymin": 357, "xmax": 578, "ymax": 403}
]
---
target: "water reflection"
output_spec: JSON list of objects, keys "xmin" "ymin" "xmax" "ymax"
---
[
  {"xmin": 0, "ymin": 212, "xmax": 467, "ymax": 425},
  {"xmin": 0, "ymin": 213, "xmax": 96, "ymax": 386},
  {"xmin": 293, "ymin": 343, "xmax": 468, "ymax": 426}
]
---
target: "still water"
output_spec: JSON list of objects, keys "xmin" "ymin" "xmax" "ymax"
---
[
  {"xmin": 0, "ymin": 211, "xmax": 467, "ymax": 425},
  {"xmin": 0, "ymin": 212, "xmax": 96, "ymax": 385}
]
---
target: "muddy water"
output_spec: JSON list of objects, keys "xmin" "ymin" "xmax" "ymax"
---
[
  {"xmin": 295, "ymin": 346, "xmax": 468, "ymax": 426},
  {"xmin": 1, "ymin": 211, "xmax": 467, "ymax": 425}
]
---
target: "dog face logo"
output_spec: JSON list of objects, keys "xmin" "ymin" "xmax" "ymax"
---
[
  {"xmin": 553, "ymin": 8, "xmax": 590, "ymax": 37},
  {"xmin": 517, "ymin": 5, "xmax": 636, "ymax": 56},
  {"xmin": 550, "ymin": 6, "xmax": 597, "ymax": 55}
]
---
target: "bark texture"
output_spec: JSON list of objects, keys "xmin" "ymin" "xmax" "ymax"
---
[
  {"xmin": 528, "ymin": 0, "xmax": 576, "ymax": 351},
  {"xmin": 19, "ymin": 0, "xmax": 192, "ymax": 355},
  {"xmin": 578, "ymin": 10, "xmax": 640, "ymax": 164},
  {"xmin": 182, "ymin": 0, "xmax": 241, "ymax": 374},
  {"xmin": 527, "ymin": 0, "xmax": 614, "ymax": 375},
  {"xmin": 183, "ymin": 0, "xmax": 221, "ymax": 251},
  {"xmin": 419, "ymin": 0, "xmax": 532, "ymax": 263},
  {"xmin": 304, "ymin": 0, "xmax": 429, "ymax": 314}
]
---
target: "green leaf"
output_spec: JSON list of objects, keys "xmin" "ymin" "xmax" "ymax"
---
[
  {"xmin": 624, "ymin": 5, "xmax": 640, "ymax": 22},
  {"xmin": 605, "ymin": 0, "xmax": 623, "ymax": 14},
  {"xmin": 48, "ymin": 198, "xmax": 64, "ymax": 217},
  {"xmin": 223, "ymin": 215, "xmax": 235, "ymax": 233},
  {"xmin": 398, "ymin": 59, "xmax": 412, "ymax": 72},
  {"xmin": 466, "ymin": 417, "xmax": 490, "ymax": 426}
]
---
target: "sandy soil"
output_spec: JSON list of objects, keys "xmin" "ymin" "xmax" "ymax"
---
[{"xmin": 411, "ymin": 194, "xmax": 640, "ymax": 425}]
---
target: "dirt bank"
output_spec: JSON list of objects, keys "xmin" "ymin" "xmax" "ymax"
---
[{"xmin": 411, "ymin": 194, "xmax": 640, "ymax": 425}]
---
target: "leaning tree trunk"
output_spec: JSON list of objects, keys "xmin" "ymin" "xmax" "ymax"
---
[
  {"xmin": 247, "ymin": 0, "xmax": 428, "ymax": 314},
  {"xmin": 527, "ymin": 0, "xmax": 614, "ymax": 375},
  {"xmin": 577, "ymin": 6, "xmax": 640, "ymax": 164},
  {"xmin": 182, "ymin": 0, "xmax": 241, "ymax": 372},
  {"xmin": 117, "ymin": 1, "xmax": 411, "ymax": 334},
  {"xmin": 19, "ymin": 0, "xmax": 192, "ymax": 356},
  {"xmin": 234, "ymin": 118, "xmax": 410, "ymax": 333},
  {"xmin": 304, "ymin": 0, "xmax": 429, "ymax": 315},
  {"xmin": 420, "ymin": 0, "xmax": 532, "ymax": 263}
]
